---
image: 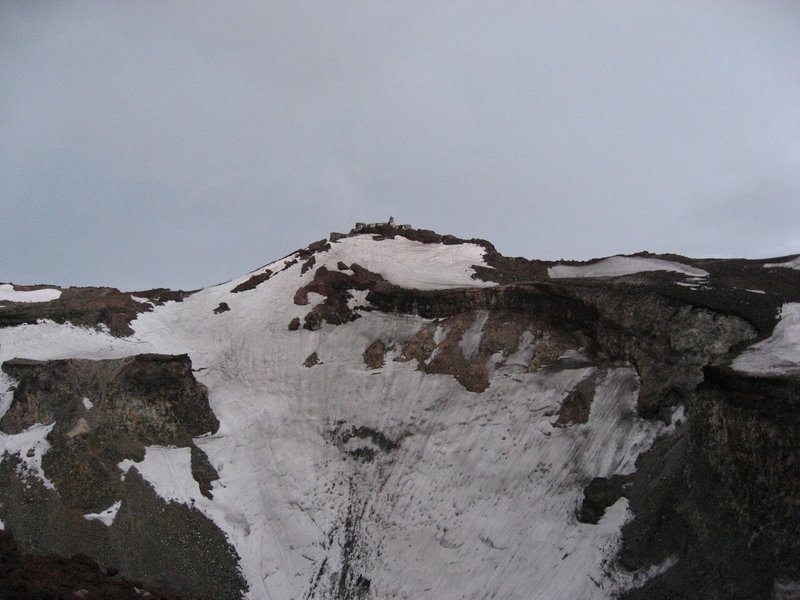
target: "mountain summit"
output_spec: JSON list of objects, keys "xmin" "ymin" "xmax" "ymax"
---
[{"xmin": 1, "ymin": 224, "xmax": 799, "ymax": 599}]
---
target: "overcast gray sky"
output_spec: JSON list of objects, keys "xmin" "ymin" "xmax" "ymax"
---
[{"xmin": 2, "ymin": 1, "xmax": 799, "ymax": 290}]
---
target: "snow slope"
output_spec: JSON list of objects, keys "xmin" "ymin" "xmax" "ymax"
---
[
  {"xmin": 548, "ymin": 256, "xmax": 708, "ymax": 279},
  {"xmin": 732, "ymin": 303, "xmax": 800, "ymax": 376},
  {"xmin": 0, "ymin": 235, "xmax": 674, "ymax": 599},
  {"xmin": 0, "ymin": 284, "xmax": 61, "ymax": 303}
]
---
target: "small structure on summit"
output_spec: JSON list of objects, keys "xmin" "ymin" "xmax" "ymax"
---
[
  {"xmin": 352, "ymin": 217, "xmax": 412, "ymax": 232},
  {"xmin": 330, "ymin": 217, "xmax": 413, "ymax": 241}
]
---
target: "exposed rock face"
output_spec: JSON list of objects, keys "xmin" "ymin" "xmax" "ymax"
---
[
  {"xmin": 0, "ymin": 458, "xmax": 245, "ymax": 600},
  {"xmin": 295, "ymin": 264, "xmax": 385, "ymax": 330},
  {"xmin": 1, "ymin": 354, "xmax": 217, "ymax": 512},
  {"xmin": 369, "ymin": 281, "xmax": 757, "ymax": 415},
  {"xmin": 689, "ymin": 367, "xmax": 800, "ymax": 584},
  {"xmin": 0, "ymin": 354, "xmax": 243, "ymax": 599}
]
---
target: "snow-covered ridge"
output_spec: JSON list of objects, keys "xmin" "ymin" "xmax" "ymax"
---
[
  {"xmin": 312, "ymin": 234, "xmax": 495, "ymax": 290},
  {"xmin": 0, "ymin": 283, "xmax": 61, "ymax": 303},
  {"xmin": 548, "ymin": 256, "xmax": 708, "ymax": 279}
]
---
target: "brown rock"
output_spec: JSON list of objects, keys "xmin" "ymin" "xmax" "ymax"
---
[{"xmin": 363, "ymin": 340, "xmax": 386, "ymax": 369}]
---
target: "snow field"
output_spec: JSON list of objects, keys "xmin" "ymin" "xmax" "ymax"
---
[
  {"xmin": 548, "ymin": 256, "xmax": 708, "ymax": 279},
  {"xmin": 0, "ymin": 284, "xmax": 62, "ymax": 303}
]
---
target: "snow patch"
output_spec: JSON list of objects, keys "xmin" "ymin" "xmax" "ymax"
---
[
  {"xmin": 548, "ymin": 256, "xmax": 708, "ymax": 279},
  {"xmin": 323, "ymin": 235, "xmax": 495, "ymax": 290},
  {"xmin": 83, "ymin": 500, "xmax": 122, "ymax": 526},
  {"xmin": 82, "ymin": 397, "xmax": 94, "ymax": 410},
  {"xmin": 0, "ymin": 423, "xmax": 56, "ymax": 490},
  {"xmin": 458, "ymin": 311, "xmax": 488, "ymax": 361},
  {"xmin": 119, "ymin": 446, "xmax": 204, "ymax": 506},
  {"xmin": 764, "ymin": 256, "xmax": 800, "ymax": 270},
  {"xmin": 732, "ymin": 303, "xmax": 800, "ymax": 375},
  {"xmin": 346, "ymin": 289, "xmax": 370, "ymax": 310},
  {"xmin": 0, "ymin": 284, "xmax": 61, "ymax": 303}
]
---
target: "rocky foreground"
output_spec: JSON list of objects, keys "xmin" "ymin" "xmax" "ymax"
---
[{"xmin": 1, "ymin": 224, "xmax": 799, "ymax": 599}]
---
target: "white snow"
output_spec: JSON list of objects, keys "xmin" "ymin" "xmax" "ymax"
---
[
  {"xmin": 548, "ymin": 256, "xmax": 708, "ymax": 279},
  {"xmin": 83, "ymin": 500, "xmax": 122, "ymax": 526},
  {"xmin": 764, "ymin": 256, "xmax": 800, "ymax": 270},
  {"xmin": 324, "ymin": 235, "xmax": 495, "ymax": 290},
  {"xmin": 458, "ymin": 311, "xmax": 489, "ymax": 361},
  {"xmin": 0, "ymin": 284, "xmax": 61, "ymax": 303},
  {"xmin": 732, "ymin": 303, "xmax": 800, "ymax": 375},
  {"xmin": 0, "ymin": 235, "xmax": 676, "ymax": 599},
  {"xmin": 82, "ymin": 397, "xmax": 94, "ymax": 410},
  {"xmin": 120, "ymin": 446, "xmax": 208, "ymax": 505},
  {"xmin": 0, "ymin": 423, "xmax": 56, "ymax": 490}
]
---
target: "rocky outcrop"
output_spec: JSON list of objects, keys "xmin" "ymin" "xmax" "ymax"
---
[
  {"xmin": 0, "ymin": 458, "xmax": 245, "ymax": 600},
  {"xmin": 689, "ymin": 367, "xmax": 800, "ymax": 582},
  {"xmin": 362, "ymin": 339, "xmax": 386, "ymax": 370},
  {"xmin": 231, "ymin": 270, "xmax": 272, "ymax": 293},
  {"xmin": 0, "ymin": 354, "xmax": 242, "ymax": 600},
  {"xmin": 0, "ymin": 286, "xmax": 192, "ymax": 336},
  {"xmin": 1, "ymin": 354, "xmax": 217, "ymax": 512},
  {"xmin": 368, "ymin": 281, "xmax": 757, "ymax": 415},
  {"xmin": 295, "ymin": 264, "xmax": 385, "ymax": 330}
]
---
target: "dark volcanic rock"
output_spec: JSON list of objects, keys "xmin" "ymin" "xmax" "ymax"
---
[
  {"xmin": 295, "ymin": 265, "xmax": 386, "ymax": 330},
  {"xmin": 554, "ymin": 372, "xmax": 597, "ymax": 427},
  {"xmin": 363, "ymin": 339, "xmax": 386, "ymax": 370},
  {"xmin": 0, "ymin": 287, "xmax": 148, "ymax": 337},
  {"xmin": 1, "ymin": 354, "xmax": 217, "ymax": 512},
  {"xmin": 369, "ymin": 281, "xmax": 756, "ymax": 415},
  {"xmin": 303, "ymin": 352, "xmax": 321, "ymax": 367},
  {"xmin": 0, "ymin": 354, "xmax": 238, "ymax": 598},
  {"xmin": 0, "ymin": 458, "xmax": 245, "ymax": 600},
  {"xmin": 231, "ymin": 269, "xmax": 272, "ymax": 293},
  {"xmin": 0, "ymin": 528, "xmax": 212, "ymax": 600}
]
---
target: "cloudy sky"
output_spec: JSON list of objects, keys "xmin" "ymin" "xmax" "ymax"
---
[{"xmin": 2, "ymin": 1, "xmax": 799, "ymax": 290}]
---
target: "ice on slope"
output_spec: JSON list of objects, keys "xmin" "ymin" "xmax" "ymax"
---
[
  {"xmin": 548, "ymin": 256, "xmax": 708, "ymax": 279},
  {"xmin": 0, "ymin": 284, "xmax": 61, "ymax": 303},
  {"xmin": 732, "ymin": 303, "xmax": 800, "ymax": 375}
]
